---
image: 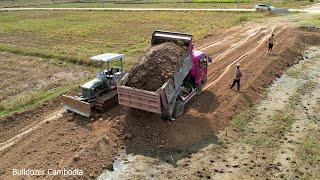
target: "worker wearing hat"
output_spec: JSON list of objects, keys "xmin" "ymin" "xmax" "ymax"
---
[{"xmin": 230, "ymin": 63, "xmax": 242, "ymax": 91}]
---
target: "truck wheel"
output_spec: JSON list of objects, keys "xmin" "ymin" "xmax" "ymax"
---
[
  {"xmin": 173, "ymin": 101, "xmax": 184, "ymax": 119},
  {"xmin": 196, "ymin": 82, "xmax": 203, "ymax": 95}
]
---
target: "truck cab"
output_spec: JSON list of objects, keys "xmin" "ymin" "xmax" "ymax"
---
[{"xmin": 189, "ymin": 50, "xmax": 210, "ymax": 89}]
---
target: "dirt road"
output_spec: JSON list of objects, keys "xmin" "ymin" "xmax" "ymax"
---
[{"xmin": 1, "ymin": 16, "xmax": 320, "ymax": 180}]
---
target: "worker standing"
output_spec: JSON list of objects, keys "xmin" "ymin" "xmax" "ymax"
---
[
  {"xmin": 267, "ymin": 33, "xmax": 275, "ymax": 54},
  {"xmin": 230, "ymin": 63, "xmax": 242, "ymax": 91}
]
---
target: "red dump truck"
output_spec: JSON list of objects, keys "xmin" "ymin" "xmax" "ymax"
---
[{"xmin": 117, "ymin": 31, "xmax": 212, "ymax": 120}]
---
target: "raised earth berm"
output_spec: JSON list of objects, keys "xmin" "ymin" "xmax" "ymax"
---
[{"xmin": 124, "ymin": 42, "xmax": 187, "ymax": 91}]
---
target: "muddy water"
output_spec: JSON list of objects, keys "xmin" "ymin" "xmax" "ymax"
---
[{"xmin": 98, "ymin": 47, "xmax": 320, "ymax": 180}]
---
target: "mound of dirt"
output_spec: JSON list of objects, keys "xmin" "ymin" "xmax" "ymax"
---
[{"xmin": 124, "ymin": 42, "xmax": 187, "ymax": 91}]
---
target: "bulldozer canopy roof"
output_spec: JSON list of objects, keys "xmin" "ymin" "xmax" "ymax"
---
[{"xmin": 90, "ymin": 53, "xmax": 124, "ymax": 62}]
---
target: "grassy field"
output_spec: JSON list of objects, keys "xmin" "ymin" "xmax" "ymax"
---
[
  {"xmin": 297, "ymin": 13, "xmax": 320, "ymax": 29},
  {"xmin": 0, "ymin": 0, "xmax": 315, "ymax": 9},
  {"xmin": 36, "ymin": 1, "xmax": 314, "ymax": 9},
  {"xmin": 0, "ymin": 11, "xmax": 265, "ymax": 68},
  {"xmin": 0, "ymin": 52, "xmax": 95, "ymax": 116}
]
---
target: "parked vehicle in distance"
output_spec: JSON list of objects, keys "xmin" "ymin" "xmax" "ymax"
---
[{"xmin": 255, "ymin": 3, "xmax": 274, "ymax": 11}]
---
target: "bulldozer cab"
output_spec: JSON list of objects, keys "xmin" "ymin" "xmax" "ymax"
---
[
  {"xmin": 63, "ymin": 53, "xmax": 125, "ymax": 117},
  {"xmin": 90, "ymin": 53, "xmax": 124, "ymax": 74},
  {"xmin": 151, "ymin": 30, "xmax": 193, "ymax": 48}
]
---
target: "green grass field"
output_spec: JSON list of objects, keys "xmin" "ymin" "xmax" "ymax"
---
[
  {"xmin": 0, "ymin": 0, "xmax": 314, "ymax": 9},
  {"xmin": 37, "ymin": 1, "xmax": 314, "ymax": 9},
  {"xmin": 0, "ymin": 52, "xmax": 95, "ymax": 117},
  {"xmin": 0, "ymin": 11, "xmax": 265, "ymax": 68}
]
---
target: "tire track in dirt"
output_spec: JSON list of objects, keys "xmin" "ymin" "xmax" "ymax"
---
[
  {"xmin": 0, "ymin": 109, "xmax": 64, "ymax": 152},
  {"xmin": 203, "ymin": 27, "xmax": 274, "ymax": 90},
  {"xmin": 198, "ymin": 25, "xmax": 250, "ymax": 52},
  {"xmin": 203, "ymin": 26, "xmax": 274, "ymax": 87},
  {"xmin": 201, "ymin": 26, "xmax": 264, "ymax": 60}
]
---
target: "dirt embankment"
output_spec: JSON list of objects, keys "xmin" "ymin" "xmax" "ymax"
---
[
  {"xmin": 122, "ymin": 27, "xmax": 320, "ymax": 161},
  {"xmin": 124, "ymin": 42, "xmax": 187, "ymax": 91},
  {"xmin": 1, "ymin": 26, "xmax": 320, "ymax": 179}
]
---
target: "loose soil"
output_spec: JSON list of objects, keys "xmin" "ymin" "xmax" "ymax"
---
[
  {"xmin": 1, "ymin": 23, "xmax": 320, "ymax": 179},
  {"xmin": 124, "ymin": 42, "xmax": 186, "ymax": 91}
]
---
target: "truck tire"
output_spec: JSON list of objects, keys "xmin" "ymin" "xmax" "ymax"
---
[
  {"xmin": 173, "ymin": 101, "xmax": 184, "ymax": 119},
  {"xmin": 196, "ymin": 82, "xmax": 203, "ymax": 95}
]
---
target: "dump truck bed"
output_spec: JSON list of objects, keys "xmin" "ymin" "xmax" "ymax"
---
[
  {"xmin": 117, "ymin": 53, "xmax": 193, "ymax": 115},
  {"xmin": 117, "ymin": 30, "xmax": 194, "ymax": 117},
  {"xmin": 117, "ymin": 86, "xmax": 161, "ymax": 113}
]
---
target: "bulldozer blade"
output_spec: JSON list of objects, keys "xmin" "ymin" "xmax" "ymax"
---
[{"xmin": 62, "ymin": 95, "xmax": 92, "ymax": 117}]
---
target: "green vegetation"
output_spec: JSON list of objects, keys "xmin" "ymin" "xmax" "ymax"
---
[
  {"xmin": 272, "ymin": 113, "xmax": 295, "ymax": 134},
  {"xmin": 0, "ymin": 44, "xmax": 92, "ymax": 66},
  {"xmin": 300, "ymin": 14, "xmax": 320, "ymax": 27},
  {"xmin": 297, "ymin": 128, "xmax": 320, "ymax": 178},
  {"xmin": 286, "ymin": 68, "xmax": 300, "ymax": 78},
  {"xmin": 0, "ymin": 0, "xmax": 313, "ymax": 9},
  {"xmin": 192, "ymin": 0, "xmax": 250, "ymax": 3},
  {"xmin": 244, "ymin": 112, "xmax": 295, "ymax": 147},
  {"xmin": 0, "ymin": 11, "xmax": 265, "ymax": 68},
  {"xmin": 32, "ymin": 1, "xmax": 314, "ymax": 9},
  {"xmin": 232, "ymin": 113, "xmax": 248, "ymax": 132},
  {"xmin": 308, "ymin": 15, "xmax": 320, "ymax": 26},
  {"xmin": 0, "ymin": 78, "xmax": 89, "ymax": 117},
  {"xmin": 0, "ymin": 52, "xmax": 95, "ymax": 118},
  {"xmin": 247, "ymin": 133, "xmax": 270, "ymax": 147}
]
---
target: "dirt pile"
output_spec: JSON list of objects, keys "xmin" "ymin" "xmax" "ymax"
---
[{"xmin": 124, "ymin": 42, "xmax": 187, "ymax": 91}]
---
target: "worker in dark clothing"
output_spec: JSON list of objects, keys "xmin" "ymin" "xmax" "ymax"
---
[
  {"xmin": 230, "ymin": 63, "xmax": 242, "ymax": 91},
  {"xmin": 267, "ymin": 33, "xmax": 275, "ymax": 54}
]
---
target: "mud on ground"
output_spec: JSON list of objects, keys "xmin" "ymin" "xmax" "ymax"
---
[{"xmin": 1, "ymin": 26, "xmax": 320, "ymax": 179}]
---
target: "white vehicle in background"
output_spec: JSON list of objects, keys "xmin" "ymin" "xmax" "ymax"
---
[{"xmin": 255, "ymin": 3, "xmax": 274, "ymax": 11}]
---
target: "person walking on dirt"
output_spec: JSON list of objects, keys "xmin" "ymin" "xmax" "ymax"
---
[
  {"xmin": 267, "ymin": 33, "xmax": 276, "ymax": 54},
  {"xmin": 230, "ymin": 63, "xmax": 242, "ymax": 91}
]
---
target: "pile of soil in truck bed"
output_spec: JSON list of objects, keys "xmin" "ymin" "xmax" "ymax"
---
[{"xmin": 124, "ymin": 42, "xmax": 187, "ymax": 91}]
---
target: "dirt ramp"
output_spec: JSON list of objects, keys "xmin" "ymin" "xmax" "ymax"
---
[
  {"xmin": 123, "ymin": 108, "xmax": 215, "ymax": 149},
  {"xmin": 123, "ymin": 109, "xmax": 170, "ymax": 148},
  {"xmin": 124, "ymin": 42, "xmax": 187, "ymax": 91}
]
